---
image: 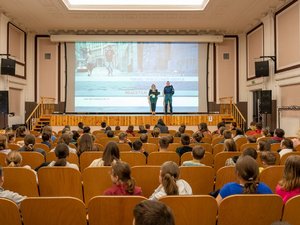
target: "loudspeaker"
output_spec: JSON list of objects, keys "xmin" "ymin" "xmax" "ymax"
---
[
  {"xmin": 259, "ymin": 90, "xmax": 272, "ymax": 114},
  {"xmin": 1, "ymin": 58, "xmax": 15, "ymax": 75},
  {"xmin": 0, "ymin": 91, "xmax": 9, "ymax": 114},
  {"xmin": 255, "ymin": 61, "xmax": 269, "ymax": 77}
]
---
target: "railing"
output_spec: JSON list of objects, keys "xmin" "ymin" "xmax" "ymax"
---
[
  {"xmin": 219, "ymin": 96, "xmax": 233, "ymax": 114},
  {"xmin": 25, "ymin": 97, "xmax": 56, "ymax": 130},
  {"xmin": 231, "ymin": 103, "xmax": 246, "ymax": 130}
]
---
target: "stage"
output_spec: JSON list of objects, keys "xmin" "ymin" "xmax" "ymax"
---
[{"xmin": 49, "ymin": 113, "xmax": 229, "ymax": 127}]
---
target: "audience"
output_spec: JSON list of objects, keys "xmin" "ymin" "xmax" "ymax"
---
[
  {"xmin": 132, "ymin": 140, "xmax": 149, "ymax": 157},
  {"xmin": 77, "ymin": 133, "xmax": 96, "ymax": 155},
  {"xmin": 279, "ymin": 138, "xmax": 294, "ymax": 158},
  {"xmin": 259, "ymin": 151, "xmax": 277, "ymax": 172},
  {"xmin": 269, "ymin": 128, "xmax": 285, "ymax": 144},
  {"xmin": 176, "ymin": 134, "xmax": 192, "ymax": 157},
  {"xmin": 182, "ymin": 146, "xmax": 205, "ymax": 166},
  {"xmin": 257, "ymin": 140, "xmax": 271, "ymax": 152},
  {"xmin": 198, "ymin": 122, "xmax": 211, "ymax": 136},
  {"xmin": 126, "ymin": 125, "xmax": 135, "ymax": 136},
  {"xmin": 159, "ymin": 136, "xmax": 170, "ymax": 152},
  {"xmin": 19, "ymin": 134, "xmax": 46, "ymax": 158},
  {"xmin": 139, "ymin": 133, "xmax": 148, "ymax": 143},
  {"xmin": 191, "ymin": 132, "xmax": 204, "ymax": 144}
]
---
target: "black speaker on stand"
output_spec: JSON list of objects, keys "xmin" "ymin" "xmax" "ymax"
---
[
  {"xmin": 0, "ymin": 91, "xmax": 8, "ymax": 128},
  {"xmin": 259, "ymin": 90, "xmax": 272, "ymax": 114}
]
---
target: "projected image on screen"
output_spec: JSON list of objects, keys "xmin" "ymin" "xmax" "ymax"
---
[{"xmin": 75, "ymin": 42, "xmax": 199, "ymax": 113}]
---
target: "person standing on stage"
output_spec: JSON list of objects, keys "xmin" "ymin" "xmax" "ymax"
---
[
  {"xmin": 163, "ymin": 81, "xmax": 175, "ymax": 114},
  {"xmin": 148, "ymin": 84, "xmax": 160, "ymax": 115}
]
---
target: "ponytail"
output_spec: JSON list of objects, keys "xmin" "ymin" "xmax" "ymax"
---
[
  {"xmin": 243, "ymin": 179, "xmax": 258, "ymax": 194},
  {"xmin": 162, "ymin": 173, "xmax": 178, "ymax": 195},
  {"xmin": 125, "ymin": 178, "xmax": 136, "ymax": 195},
  {"xmin": 26, "ymin": 143, "xmax": 34, "ymax": 151},
  {"xmin": 8, "ymin": 161, "xmax": 16, "ymax": 167},
  {"xmin": 54, "ymin": 158, "xmax": 67, "ymax": 167}
]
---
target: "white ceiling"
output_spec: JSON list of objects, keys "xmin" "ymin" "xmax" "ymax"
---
[{"xmin": 0, "ymin": 0, "xmax": 288, "ymax": 35}]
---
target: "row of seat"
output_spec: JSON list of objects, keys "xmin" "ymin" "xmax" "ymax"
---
[
  {"xmin": 1, "ymin": 194, "xmax": 299, "ymax": 225},
  {"xmin": 2, "ymin": 165, "xmax": 285, "ymax": 202}
]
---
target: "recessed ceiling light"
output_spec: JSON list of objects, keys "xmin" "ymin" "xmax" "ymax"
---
[{"xmin": 62, "ymin": 0, "xmax": 210, "ymax": 11}]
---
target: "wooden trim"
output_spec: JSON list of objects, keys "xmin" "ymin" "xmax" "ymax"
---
[{"xmin": 213, "ymin": 44, "xmax": 216, "ymax": 102}]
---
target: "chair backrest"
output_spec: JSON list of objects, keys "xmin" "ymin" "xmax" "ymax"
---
[
  {"xmin": 143, "ymin": 143, "xmax": 158, "ymax": 153},
  {"xmin": 46, "ymin": 152, "xmax": 79, "ymax": 166},
  {"xmin": 259, "ymin": 165, "xmax": 284, "ymax": 193},
  {"xmin": 20, "ymin": 197, "xmax": 87, "ymax": 225},
  {"xmin": 20, "ymin": 152, "xmax": 45, "ymax": 170},
  {"xmin": 214, "ymin": 152, "xmax": 241, "ymax": 173},
  {"xmin": 215, "ymin": 166, "xmax": 237, "ymax": 190},
  {"xmin": 38, "ymin": 167, "xmax": 83, "ymax": 200},
  {"xmin": 179, "ymin": 166, "xmax": 214, "ymax": 194},
  {"xmin": 173, "ymin": 137, "xmax": 181, "ymax": 143},
  {"xmin": 148, "ymin": 137, "xmax": 159, "ymax": 145},
  {"xmin": 88, "ymin": 196, "xmax": 147, "ymax": 225},
  {"xmin": 240, "ymin": 143, "xmax": 257, "ymax": 152},
  {"xmin": 79, "ymin": 151, "xmax": 103, "ymax": 171},
  {"xmin": 34, "ymin": 143, "xmax": 50, "ymax": 153},
  {"xmin": 0, "ymin": 152, "xmax": 6, "ymax": 166},
  {"xmin": 95, "ymin": 138, "xmax": 117, "ymax": 147},
  {"xmin": 235, "ymin": 137, "xmax": 248, "ymax": 151},
  {"xmin": 160, "ymin": 195, "xmax": 217, "ymax": 225},
  {"xmin": 93, "ymin": 143, "xmax": 104, "ymax": 151},
  {"xmin": 282, "ymin": 195, "xmax": 300, "ymax": 225},
  {"xmin": 82, "ymin": 167, "xmax": 112, "ymax": 204},
  {"xmin": 185, "ymin": 130, "xmax": 194, "ymax": 136},
  {"xmin": 197, "ymin": 143, "xmax": 213, "ymax": 154},
  {"xmin": 0, "ymin": 198, "xmax": 22, "ymax": 225},
  {"xmin": 120, "ymin": 152, "xmax": 146, "ymax": 166},
  {"xmin": 7, "ymin": 143, "xmax": 21, "ymax": 151},
  {"xmin": 218, "ymin": 195, "xmax": 283, "ymax": 225},
  {"xmin": 201, "ymin": 136, "xmax": 212, "ymax": 144},
  {"xmin": 271, "ymin": 143, "xmax": 281, "ymax": 152},
  {"xmin": 131, "ymin": 166, "xmax": 160, "ymax": 198},
  {"xmin": 213, "ymin": 143, "xmax": 225, "ymax": 156},
  {"xmin": 280, "ymin": 152, "xmax": 300, "ymax": 164},
  {"xmin": 117, "ymin": 143, "xmax": 132, "ymax": 151},
  {"xmin": 147, "ymin": 152, "xmax": 180, "ymax": 165},
  {"xmin": 211, "ymin": 137, "xmax": 224, "ymax": 146},
  {"xmin": 167, "ymin": 143, "xmax": 182, "ymax": 152},
  {"xmin": 180, "ymin": 152, "xmax": 213, "ymax": 167},
  {"xmin": 2, "ymin": 167, "xmax": 39, "ymax": 197}
]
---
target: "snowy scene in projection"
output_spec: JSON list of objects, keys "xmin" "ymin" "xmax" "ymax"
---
[{"xmin": 75, "ymin": 42, "xmax": 199, "ymax": 113}]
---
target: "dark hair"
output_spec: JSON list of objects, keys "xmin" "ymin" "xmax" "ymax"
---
[
  {"xmin": 166, "ymin": 135, "xmax": 174, "ymax": 144},
  {"xmin": 132, "ymin": 140, "xmax": 143, "ymax": 151},
  {"xmin": 231, "ymin": 122, "xmax": 237, "ymax": 128},
  {"xmin": 54, "ymin": 143, "xmax": 69, "ymax": 166},
  {"xmin": 127, "ymin": 125, "xmax": 134, "ymax": 132},
  {"xmin": 15, "ymin": 126, "xmax": 27, "ymax": 138},
  {"xmin": 140, "ymin": 134, "xmax": 148, "ymax": 143},
  {"xmin": 42, "ymin": 132, "xmax": 50, "ymax": 142},
  {"xmin": 235, "ymin": 156, "xmax": 259, "ymax": 194},
  {"xmin": 217, "ymin": 122, "xmax": 226, "ymax": 129},
  {"xmin": 174, "ymin": 132, "xmax": 181, "ymax": 137},
  {"xmin": 107, "ymin": 130, "xmax": 114, "ymax": 138},
  {"xmin": 192, "ymin": 146, "xmax": 205, "ymax": 160},
  {"xmin": 83, "ymin": 126, "xmax": 91, "ymax": 133},
  {"xmin": 275, "ymin": 128, "xmax": 285, "ymax": 138},
  {"xmin": 101, "ymin": 122, "xmax": 107, "ymax": 128},
  {"xmin": 247, "ymin": 136, "xmax": 257, "ymax": 143},
  {"xmin": 260, "ymin": 151, "xmax": 276, "ymax": 166},
  {"xmin": 0, "ymin": 135, "xmax": 8, "ymax": 150},
  {"xmin": 224, "ymin": 139, "xmax": 237, "ymax": 152},
  {"xmin": 160, "ymin": 161, "xmax": 179, "ymax": 195},
  {"xmin": 219, "ymin": 127, "xmax": 226, "ymax": 135},
  {"xmin": 192, "ymin": 132, "xmax": 203, "ymax": 143},
  {"xmin": 180, "ymin": 134, "xmax": 190, "ymax": 145},
  {"xmin": 115, "ymin": 125, "xmax": 121, "ymax": 131},
  {"xmin": 223, "ymin": 130, "xmax": 232, "ymax": 139},
  {"xmin": 24, "ymin": 134, "xmax": 35, "ymax": 151},
  {"xmin": 152, "ymin": 128, "xmax": 160, "ymax": 138},
  {"xmin": 133, "ymin": 200, "xmax": 175, "ymax": 225},
  {"xmin": 61, "ymin": 127, "xmax": 70, "ymax": 134},
  {"xmin": 112, "ymin": 161, "xmax": 136, "ymax": 194},
  {"xmin": 242, "ymin": 147, "xmax": 257, "ymax": 159},
  {"xmin": 281, "ymin": 138, "xmax": 294, "ymax": 150},
  {"xmin": 279, "ymin": 155, "xmax": 300, "ymax": 191},
  {"xmin": 78, "ymin": 122, "xmax": 84, "ymax": 129},
  {"xmin": 257, "ymin": 140, "xmax": 271, "ymax": 151},
  {"xmin": 72, "ymin": 130, "xmax": 80, "ymax": 141},
  {"xmin": 178, "ymin": 126, "xmax": 185, "ymax": 134},
  {"xmin": 255, "ymin": 122, "xmax": 262, "ymax": 130},
  {"xmin": 78, "ymin": 133, "xmax": 94, "ymax": 155},
  {"xmin": 145, "ymin": 124, "xmax": 151, "ymax": 129},
  {"xmin": 235, "ymin": 128, "xmax": 244, "ymax": 136},
  {"xmin": 103, "ymin": 142, "xmax": 120, "ymax": 166},
  {"xmin": 159, "ymin": 137, "xmax": 170, "ymax": 149},
  {"xmin": 157, "ymin": 119, "xmax": 165, "ymax": 126},
  {"xmin": 118, "ymin": 132, "xmax": 127, "ymax": 141},
  {"xmin": 58, "ymin": 133, "xmax": 72, "ymax": 145},
  {"xmin": 199, "ymin": 122, "xmax": 209, "ymax": 132}
]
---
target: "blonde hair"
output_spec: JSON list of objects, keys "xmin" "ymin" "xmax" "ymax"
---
[
  {"xmin": 279, "ymin": 155, "xmax": 300, "ymax": 191},
  {"xmin": 160, "ymin": 161, "xmax": 179, "ymax": 195},
  {"xmin": 6, "ymin": 151, "xmax": 22, "ymax": 167}
]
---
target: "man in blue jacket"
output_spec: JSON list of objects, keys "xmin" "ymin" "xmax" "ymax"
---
[{"xmin": 163, "ymin": 81, "xmax": 175, "ymax": 114}]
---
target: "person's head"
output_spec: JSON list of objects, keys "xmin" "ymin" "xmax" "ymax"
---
[
  {"xmin": 217, "ymin": 122, "xmax": 226, "ymax": 129},
  {"xmin": 152, "ymin": 128, "xmax": 160, "ymax": 138},
  {"xmin": 64, "ymin": 125, "xmax": 71, "ymax": 130},
  {"xmin": 281, "ymin": 138, "xmax": 294, "ymax": 150},
  {"xmin": 166, "ymin": 81, "xmax": 170, "ymax": 86},
  {"xmin": 83, "ymin": 126, "xmax": 91, "ymax": 134},
  {"xmin": 78, "ymin": 122, "xmax": 84, "ymax": 129},
  {"xmin": 139, "ymin": 125, "xmax": 146, "ymax": 132},
  {"xmin": 145, "ymin": 124, "xmax": 151, "ymax": 130},
  {"xmin": 279, "ymin": 155, "xmax": 300, "ymax": 191},
  {"xmin": 224, "ymin": 139, "xmax": 237, "ymax": 152},
  {"xmin": 78, "ymin": 133, "xmax": 93, "ymax": 154},
  {"xmin": 103, "ymin": 142, "xmax": 120, "ymax": 166},
  {"xmin": 257, "ymin": 140, "xmax": 270, "ymax": 151},
  {"xmin": 242, "ymin": 147, "xmax": 257, "ymax": 159},
  {"xmin": 180, "ymin": 134, "xmax": 190, "ymax": 146},
  {"xmin": 157, "ymin": 118, "xmax": 165, "ymax": 126},
  {"xmin": 41, "ymin": 125, "xmax": 52, "ymax": 135},
  {"xmin": 235, "ymin": 128, "xmax": 244, "ymax": 136},
  {"xmin": 110, "ymin": 161, "xmax": 136, "ymax": 194},
  {"xmin": 261, "ymin": 128, "xmax": 270, "ymax": 137},
  {"xmin": 42, "ymin": 132, "xmax": 50, "ymax": 142},
  {"xmin": 58, "ymin": 133, "xmax": 72, "ymax": 145},
  {"xmin": 174, "ymin": 132, "xmax": 181, "ymax": 137},
  {"xmin": 118, "ymin": 132, "xmax": 127, "ymax": 141},
  {"xmin": 6, "ymin": 132, "xmax": 15, "ymax": 143},
  {"xmin": 235, "ymin": 155, "xmax": 259, "ymax": 194},
  {"xmin": 115, "ymin": 125, "xmax": 121, "ymax": 131},
  {"xmin": 151, "ymin": 84, "xmax": 156, "ymax": 91},
  {"xmin": 0, "ymin": 135, "xmax": 8, "ymax": 150},
  {"xmin": 133, "ymin": 200, "xmax": 175, "ymax": 225},
  {"xmin": 62, "ymin": 127, "xmax": 71, "ymax": 134},
  {"xmin": 15, "ymin": 126, "xmax": 27, "ymax": 138},
  {"xmin": 132, "ymin": 140, "xmax": 143, "ymax": 151},
  {"xmin": 249, "ymin": 121, "xmax": 256, "ymax": 130},
  {"xmin": 127, "ymin": 125, "xmax": 134, "ymax": 132},
  {"xmin": 274, "ymin": 128, "xmax": 285, "ymax": 138},
  {"xmin": 260, "ymin": 151, "xmax": 277, "ymax": 167},
  {"xmin": 101, "ymin": 122, "xmax": 107, "ymax": 129},
  {"xmin": 54, "ymin": 143, "xmax": 70, "ymax": 166},
  {"xmin": 167, "ymin": 135, "xmax": 174, "ymax": 144},
  {"xmin": 192, "ymin": 146, "xmax": 205, "ymax": 160},
  {"xmin": 72, "ymin": 130, "xmax": 80, "ymax": 141},
  {"xmin": 198, "ymin": 122, "xmax": 208, "ymax": 132},
  {"xmin": 230, "ymin": 122, "xmax": 237, "ymax": 130},
  {"xmin": 192, "ymin": 132, "xmax": 203, "ymax": 143},
  {"xmin": 106, "ymin": 130, "xmax": 114, "ymax": 138},
  {"xmin": 219, "ymin": 127, "xmax": 226, "ymax": 135},
  {"xmin": 223, "ymin": 130, "xmax": 232, "ymax": 139},
  {"xmin": 140, "ymin": 134, "xmax": 148, "ymax": 143},
  {"xmin": 178, "ymin": 126, "xmax": 185, "ymax": 134},
  {"xmin": 160, "ymin": 161, "xmax": 180, "ymax": 195},
  {"xmin": 255, "ymin": 122, "xmax": 262, "ymax": 130},
  {"xmin": 6, "ymin": 151, "xmax": 22, "ymax": 167},
  {"xmin": 159, "ymin": 136, "xmax": 170, "ymax": 150},
  {"xmin": 105, "ymin": 126, "xmax": 112, "ymax": 132},
  {"xmin": 24, "ymin": 134, "xmax": 36, "ymax": 150}
]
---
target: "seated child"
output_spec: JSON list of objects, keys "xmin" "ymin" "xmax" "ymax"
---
[
  {"xmin": 182, "ymin": 146, "xmax": 205, "ymax": 166},
  {"xmin": 132, "ymin": 140, "xmax": 148, "ymax": 157}
]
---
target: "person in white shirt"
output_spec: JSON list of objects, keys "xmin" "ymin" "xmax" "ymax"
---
[{"xmin": 279, "ymin": 138, "xmax": 294, "ymax": 158}]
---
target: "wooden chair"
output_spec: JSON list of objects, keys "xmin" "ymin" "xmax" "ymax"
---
[
  {"xmin": 148, "ymin": 137, "xmax": 159, "ymax": 145},
  {"xmin": 235, "ymin": 137, "xmax": 248, "ymax": 151},
  {"xmin": 93, "ymin": 143, "xmax": 104, "ymax": 151},
  {"xmin": 282, "ymin": 195, "xmax": 300, "ymax": 225},
  {"xmin": 173, "ymin": 137, "xmax": 181, "ymax": 143},
  {"xmin": 214, "ymin": 152, "xmax": 241, "ymax": 173},
  {"xmin": 88, "ymin": 196, "xmax": 147, "ymax": 225},
  {"xmin": 7, "ymin": 143, "xmax": 21, "ymax": 151},
  {"xmin": 185, "ymin": 130, "xmax": 194, "ymax": 136},
  {"xmin": 20, "ymin": 152, "xmax": 45, "ymax": 170},
  {"xmin": 168, "ymin": 130, "xmax": 176, "ymax": 136},
  {"xmin": 120, "ymin": 152, "xmax": 146, "ymax": 166},
  {"xmin": 46, "ymin": 152, "xmax": 79, "ymax": 166},
  {"xmin": 0, "ymin": 198, "xmax": 22, "ymax": 225},
  {"xmin": 131, "ymin": 166, "xmax": 160, "ymax": 198},
  {"xmin": 21, "ymin": 197, "xmax": 87, "ymax": 225},
  {"xmin": 271, "ymin": 143, "xmax": 281, "ymax": 152},
  {"xmin": 167, "ymin": 143, "xmax": 182, "ymax": 152},
  {"xmin": 213, "ymin": 143, "xmax": 225, "ymax": 156},
  {"xmin": 295, "ymin": 144, "xmax": 300, "ymax": 152},
  {"xmin": 2, "ymin": 167, "xmax": 39, "ymax": 197},
  {"xmin": 143, "ymin": 143, "xmax": 158, "ymax": 153},
  {"xmin": 259, "ymin": 165, "xmax": 284, "ymax": 193},
  {"xmin": 211, "ymin": 136, "xmax": 224, "ymax": 146},
  {"xmin": 218, "ymin": 195, "xmax": 283, "ymax": 225},
  {"xmin": 38, "ymin": 167, "xmax": 83, "ymax": 200},
  {"xmin": 215, "ymin": 166, "xmax": 236, "ymax": 190},
  {"xmin": 34, "ymin": 138, "xmax": 43, "ymax": 143},
  {"xmin": 0, "ymin": 152, "xmax": 6, "ymax": 166},
  {"xmin": 240, "ymin": 143, "xmax": 257, "ymax": 152},
  {"xmin": 82, "ymin": 167, "xmax": 112, "ymax": 203},
  {"xmin": 201, "ymin": 137, "xmax": 212, "ymax": 144},
  {"xmin": 197, "ymin": 143, "xmax": 213, "ymax": 154},
  {"xmin": 34, "ymin": 143, "xmax": 50, "ymax": 153},
  {"xmin": 280, "ymin": 152, "xmax": 300, "ymax": 164},
  {"xmin": 95, "ymin": 138, "xmax": 117, "ymax": 147},
  {"xmin": 160, "ymin": 195, "xmax": 217, "ymax": 225},
  {"xmin": 127, "ymin": 137, "xmax": 140, "ymax": 142},
  {"xmin": 79, "ymin": 151, "xmax": 103, "ymax": 171},
  {"xmin": 180, "ymin": 152, "xmax": 213, "ymax": 167},
  {"xmin": 117, "ymin": 143, "xmax": 132, "ymax": 151},
  {"xmin": 256, "ymin": 137, "xmax": 271, "ymax": 142},
  {"xmin": 180, "ymin": 166, "xmax": 214, "ymax": 194},
  {"xmin": 147, "ymin": 152, "xmax": 180, "ymax": 165}
]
